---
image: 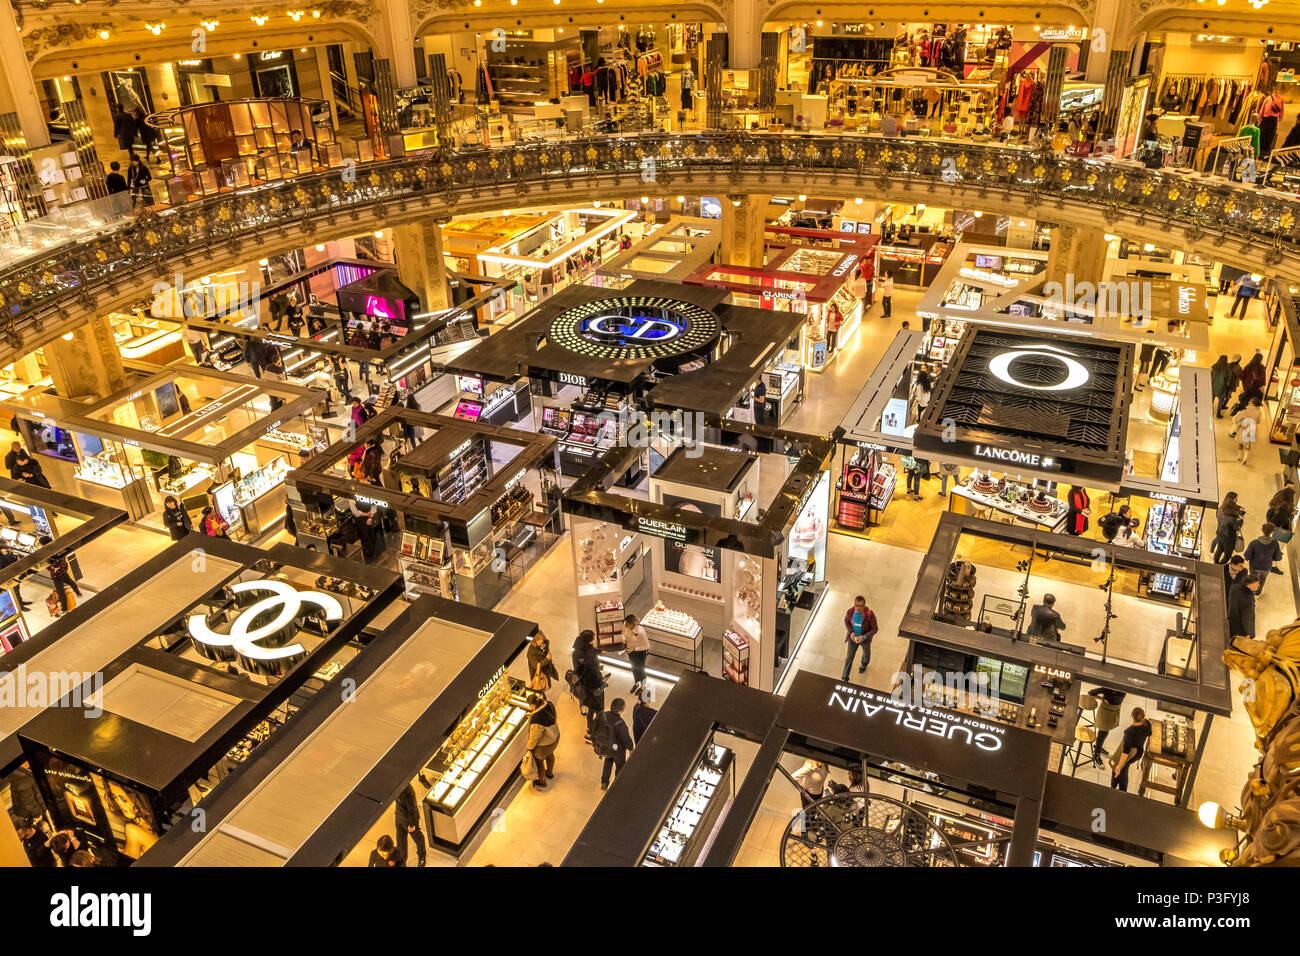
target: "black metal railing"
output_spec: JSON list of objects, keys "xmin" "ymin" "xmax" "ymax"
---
[{"xmin": 3, "ymin": 131, "xmax": 1297, "ymax": 356}]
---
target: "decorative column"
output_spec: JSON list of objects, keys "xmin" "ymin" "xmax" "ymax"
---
[
  {"xmin": 1044, "ymin": 224, "xmax": 1110, "ymax": 292},
  {"xmin": 706, "ymin": 34, "xmax": 726, "ymax": 130},
  {"xmin": 379, "ymin": 0, "xmax": 419, "ymax": 89},
  {"xmin": 392, "ymin": 220, "xmax": 451, "ymax": 313},
  {"xmin": 1038, "ymin": 45, "xmax": 1069, "ymax": 130},
  {"xmin": 720, "ymin": 195, "xmax": 769, "ymax": 269},
  {"xmin": 727, "ymin": 0, "xmax": 763, "ymax": 70},
  {"xmin": 1097, "ymin": 48, "xmax": 1134, "ymax": 138},
  {"xmin": 0, "ymin": 0, "xmax": 49, "ymax": 149},
  {"xmin": 44, "ymin": 317, "xmax": 129, "ymax": 401}
]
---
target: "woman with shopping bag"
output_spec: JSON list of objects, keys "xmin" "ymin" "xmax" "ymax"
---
[{"xmin": 127, "ymin": 154, "xmax": 154, "ymax": 210}]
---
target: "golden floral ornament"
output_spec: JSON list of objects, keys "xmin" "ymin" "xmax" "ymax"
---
[
  {"xmin": 956, "ymin": 153, "xmax": 969, "ymax": 169},
  {"xmin": 706, "ymin": 144, "xmax": 718, "ymax": 157},
  {"xmin": 1033, "ymin": 164, "xmax": 1045, "ymax": 179},
  {"xmin": 1061, "ymin": 169, "xmax": 1072, "ymax": 182},
  {"xmin": 732, "ymin": 145, "xmax": 743, "ymax": 157},
  {"xmin": 804, "ymin": 145, "xmax": 818, "ymax": 158},
  {"xmin": 830, "ymin": 145, "xmax": 841, "ymax": 159},
  {"xmin": 195, "ymin": 216, "xmax": 207, "ymax": 229},
  {"xmin": 1087, "ymin": 172, "xmax": 1097, "ymax": 185},
  {"xmin": 243, "ymin": 202, "xmax": 256, "ymax": 217},
  {"xmin": 1224, "ymin": 200, "xmax": 1237, "ymax": 215},
  {"xmin": 562, "ymin": 150, "xmax": 572, "ymax": 165},
  {"xmin": 757, "ymin": 146, "xmax": 769, "ymax": 160},
  {"xmin": 368, "ymin": 172, "xmax": 380, "ymax": 187},
  {"xmin": 929, "ymin": 153, "xmax": 941, "ymax": 166},
  {"xmin": 854, "ymin": 147, "xmax": 865, "ymax": 160},
  {"xmin": 295, "ymin": 187, "xmax": 309, "ymax": 203},
  {"xmin": 94, "ymin": 249, "xmax": 107, "ymax": 263},
  {"xmin": 1006, "ymin": 161, "xmax": 1018, "ymax": 174},
  {"xmin": 983, "ymin": 158, "xmax": 994, "ymax": 172},
  {"xmin": 269, "ymin": 197, "xmax": 281, "ymax": 210},
  {"xmin": 1167, "ymin": 186, "xmax": 1180, "ymax": 200},
  {"xmin": 41, "ymin": 271, "xmax": 53, "ymax": 284},
  {"xmin": 1194, "ymin": 189, "xmax": 1209, "ymax": 207},
  {"xmin": 170, "ymin": 223, "xmax": 183, "ymax": 236},
  {"xmin": 118, "ymin": 240, "xmax": 130, "ymax": 253},
  {"xmin": 1113, "ymin": 174, "xmax": 1126, "ymax": 190},
  {"xmin": 585, "ymin": 146, "xmax": 598, "ymax": 161},
  {"xmin": 881, "ymin": 147, "xmax": 893, "ymax": 163},
  {"xmin": 511, "ymin": 155, "xmax": 524, "ymax": 168},
  {"xmin": 218, "ymin": 207, "xmax": 232, "ymax": 222},
  {"xmin": 1280, "ymin": 210, "xmax": 1295, "ymax": 230},
  {"xmin": 145, "ymin": 231, "xmax": 159, "ymax": 246},
  {"xmin": 1250, "ymin": 206, "xmax": 1264, "ymax": 221},
  {"xmin": 611, "ymin": 147, "xmax": 622, "ymax": 159},
  {"xmin": 1141, "ymin": 181, "xmax": 1155, "ymax": 196},
  {"xmin": 465, "ymin": 161, "xmax": 476, "ymax": 172},
  {"xmin": 907, "ymin": 151, "xmax": 917, "ymax": 164},
  {"xmin": 538, "ymin": 152, "xmax": 549, "ymax": 164},
  {"xmin": 17, "ymin": 282, "xmax": 30, "ymax": 296},
  {"xmin": 781, "ymin": 145, "xmax": 792, "ymax": 159}
]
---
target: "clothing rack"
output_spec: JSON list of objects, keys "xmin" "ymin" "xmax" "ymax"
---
[{"xmin": 1206, "ymin": 134, "xmax": 1254, "ymax": 178}]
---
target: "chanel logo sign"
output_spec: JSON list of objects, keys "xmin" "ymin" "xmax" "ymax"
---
[
  {"xmin": 188, "ymin": 580, "xmax": 343, "ymax": 665},
  {"xmin": 987, "ymin": 344, "xmax": 1090, "ymax": 392}
]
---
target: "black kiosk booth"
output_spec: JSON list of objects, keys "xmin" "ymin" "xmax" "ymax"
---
[
  {"xmin": 564, "ymin": 670, "xmax": 1239, "ymax": 868},
  {"xmin": 2, "ymin": 535, "xmax": 400, "ymax": 865},
  {"xmin": 437, "ymin": 279, "xmax": 806, "ymax": 480},
  {"xmin": 286, "ymin": 406, "xmax": 561, "ymax": 608},
  {"xmin": 898, "ymin": 511, "xmax": 1233, "ymax": 807},
  {"xmin": 137, "ymin": 595, "xmax": 538, "ymax": 865}
]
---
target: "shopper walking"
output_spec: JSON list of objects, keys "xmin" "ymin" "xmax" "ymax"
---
[
  {"xmin": 1232, "ymin": 397, "xmax": 1263, "ymax": 464},
  {"xmin": 524, "ymin": 689, "xmax": 560, "ymax": 789},
  {"xmin": 880, "ymin": 271, "xmax": 895, "ymax": 318},
  {"xmin": 622, "ymin": 613, "xmax": 651, "ymax": 697},
  {"xmin": 126, "ymin": 154, "xmax": 153, "ymax": 209},
  {"xmin": 1212, "ymin": 493, "xmax": 1246, "ymax": 564},
  {"xmin": 1245, "ymin": 523, "xmax": 1283, "ymax": 590},
  {"xmin": 1109, "ymin": 708, "xmax": 1153, "ymax": 792},
  {"xmin": 1229, "ymin": 274, "xmax": 1261, "ymax": 318},
  {"xmin": 1223, "ymin": 354, "xmax": 1244, "ymax": 413},
  {"xmin": 242, "ymin": 338, "xmax": 266, "ymax": 379},
  {"xmin": 184, "ymin": 327, "xmax": 208, "ymax": 364},
  {"xmin": 39, "ymin": 538, "xmax": 82, "ymax": 614},
  {"xmin": 1228, "ymin": 573, "xmax": 1261, "ymax": 639},
  {"xmin": 632, "ymin": 690, "xmax": 657, "ymax": 744},
  {"xmin": 1267, "ymin": 481, "xmax": 1297, "ymax": 543},
  {"xmin": 1234, "ymin": 352, "xmax": 1267, "ymax": 413},
  {"xmin": 111, "ymin": 105, "xmax": 136, "ymax": 151},
  {"xmin": 936, "ymin": 461, "xmax": 960, "ymax": 497},
  {"xmin": 393, "ymin": 783, "xmax": 426, "ymax": 866},
  {"xmin": 571, "ymin": 629, "xmax": 605, "ymax": 739},
  {"xmin": 841, "ymin": 594, "xmax": 879, "ymax": 680},
  {"xmin": 1210, "ymin": 355, "xmax": 1232, "ymax": 418},
  {"xmin": 162, "ymin": 495, "xmax": 192, "ymax": 541},
  {"xmin": 12, "ymin": 451, "xmax": 50, "ymax": 489},
  {"xmin": 594, "ymin": 697, "xmax": 633, "ymax": 790},
  {"xmin": 1224, "ymin": 553, "xmax": 1248, "ymax": 591}
]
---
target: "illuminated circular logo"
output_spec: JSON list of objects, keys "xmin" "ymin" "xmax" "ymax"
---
[
  {"xmin": 987, "ymin": 344, "xmax": 1091, "ymax": 392},
  {"xmin": 549, "ymin": 295, "xmax": 720, "ymax": 362},
  {"xmin": 188, "ymin": 580, "xmax": 343, "ymax": 666}
]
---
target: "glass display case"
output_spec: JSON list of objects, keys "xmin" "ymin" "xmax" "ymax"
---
[
  {"xmin": 421, "ymin": 673, "xmax": 531, "ymax": 847},
  {"xmin": 642, "ymin": 741, "xmax": 734, "ymax": 867},
  {"xmin": 75, "ymin": 454, "xmax": 128, "ymax": 489}
]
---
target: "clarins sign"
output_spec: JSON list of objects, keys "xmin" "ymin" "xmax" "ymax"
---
[{"xmin": 827, "ymin": 685, "xmax": 1006, "ymax": 752}]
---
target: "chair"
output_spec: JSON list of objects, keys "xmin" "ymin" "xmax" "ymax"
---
[{"xmin": 1066, "ymin": 722, "xmax": 1098, "ymax": 776}]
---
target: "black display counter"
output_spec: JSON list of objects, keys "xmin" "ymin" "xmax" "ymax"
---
[
  {"xmin": 9, "ymin": 536, "xmax": 401, "ymax": 864},
  {"xmin": 564, "ymin": 669, "xmax": 1239, "ymax": 868}
]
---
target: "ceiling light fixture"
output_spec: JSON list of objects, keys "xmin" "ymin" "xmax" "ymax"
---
[
  {"xmin": 98, "ymin": 29, "xmax": 110, "ymax": 39},
  {"xmin": 287, "ymin": 9, "xmax": 305, "ymax": 21},
  {"xmin": 251, "ymin": 14, "xmax": 269, "ymax": 26},
  {"xmin": 201, "ymin": 19, "xmax": 219, "ymax": 31},
  {"xmin": 146, "ymin": 22, "xmax": 165, "ymax": 35}
]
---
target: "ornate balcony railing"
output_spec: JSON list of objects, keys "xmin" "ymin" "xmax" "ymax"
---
[{"xmin": 2, "ymin": 131, "xmax": 1296, "ymax": 355}]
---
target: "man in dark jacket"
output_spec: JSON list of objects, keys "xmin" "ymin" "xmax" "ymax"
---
[
  {"xmin": 572, "ymin": 631, "xmax": 604, "ymax": 738},
  {"xmin": 1228, "ymin": 574, "xmax": 1261, "ymax": 639},
  {"xmin": 367, "ymin": 834, "xmax": 405, "ymax": 867},
  {"xmin": 1026, "ymin": 594, "xmax": 1066, "ymax": 641},
  {"xmin": 12, "ymin": 452, "xmax": 50, "ymax": 488},
  {"xmin": 597, "ymin": 697, "xmax": 635, "ymax": 790},
  {"xmin": 1224, "ymin": 554, "xmax": 1248, "ymax": 592},
  {"xmin": 841, "ymin": 594, "xmax": 879, "ymax": 681},
  {"xmin": 243, "ymin": 337, "xmax": 266, "ymax": 378},
  {"xmin": 632, "ymin": 692, "xmax": 657, "ymax": 744},
  {"xmin": 105, "ymin": 161, "xmax": 128, "ymax": 194},
  {"xmin": 1244, "ymin": 523, "xmax": 1283, "ymax": 592},
  {"xmin": 3, "ymin": 440, "xmax": 21, "ymax": 475},
  {"xmin": 393, "ymin": 783, "xmax": 426, "ymax": 867}
]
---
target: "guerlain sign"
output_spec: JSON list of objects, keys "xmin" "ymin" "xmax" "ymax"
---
[{"xmin": 826, "ymin": 684, "xmax": 1006, "ymax": 752}]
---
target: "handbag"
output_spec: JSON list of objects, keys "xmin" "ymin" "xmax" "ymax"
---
[
  {"xmin": 1276, "ymin": 527, "xmax": 1295, "ymax": 544},
  {"xmin": 520, "ymin": 751, "xmax": 537, "ymax": 781}
]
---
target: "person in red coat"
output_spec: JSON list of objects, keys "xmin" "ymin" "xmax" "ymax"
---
[{"xmin": 1065, "ymin": 486, "xmax": 1091, "ymax": 535}]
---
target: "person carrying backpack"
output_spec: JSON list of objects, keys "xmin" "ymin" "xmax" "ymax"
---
[
  {"xmin": 593, "ymin": 697, "xmax": 634, "ymax": 790},
  {"xmin": 570, "ymin": 629, "xmax": 605, "ymax": 739},
  {"xmin": 841, "ymin": 594, "xmax": 879, "ymax": 681}
]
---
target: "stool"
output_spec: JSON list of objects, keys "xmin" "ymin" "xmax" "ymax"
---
[
  {"xmin": 1078, "ymin": 693, "xmax": 1099, "ymax": 728},
  {"xmin": 1067, "ymin": 724, "xmax": 1098, "ymax": 776}
]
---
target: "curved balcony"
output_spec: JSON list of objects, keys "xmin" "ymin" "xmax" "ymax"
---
[{"xmin": 2, "ymin": 131, "xmax": 1296, "ymax": 365}]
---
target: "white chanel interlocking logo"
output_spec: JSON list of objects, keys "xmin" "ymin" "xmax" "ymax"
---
[{"xmin": 188, "ymin": 580, "xmax": 343, "ymax": 664}]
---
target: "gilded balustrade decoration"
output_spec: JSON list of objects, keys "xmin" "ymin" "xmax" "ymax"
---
[
  {"xmin": 1222, "ymin": 622, "xmax": 1300, "ymax": 866},
  {"xmin": 2, "ymin": 132, "xmax": 1299, "ymax": 352}
]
